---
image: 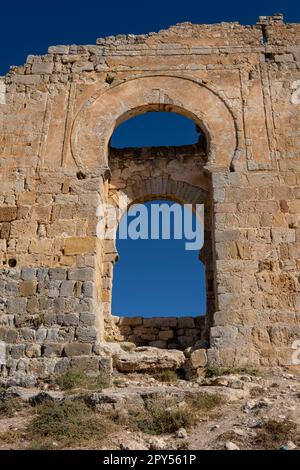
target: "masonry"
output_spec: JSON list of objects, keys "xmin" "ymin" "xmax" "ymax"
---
[{"xmin": 0, "ymin": 13, "xmax": 299, "ymax": 386}]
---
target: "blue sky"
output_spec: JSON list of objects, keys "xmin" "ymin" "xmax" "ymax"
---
[
  {"xmin": 0, "ymin": 1, "xmax": 299, "ymax": 77},
  {"xmin": 1, "ymin": 1, "xmax": 299, "ymax": 317},
  {"xmin": 113, "ymin": 200, "xmax": 206, "ymax": 317}
]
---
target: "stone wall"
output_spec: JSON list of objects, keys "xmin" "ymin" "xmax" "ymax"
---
[
  {"xmin": 115, "ymin": 316, "xmax": 206, "ymax": 350},
  {"xmin": 0, "ymin": 14, "xmax": 299, "ymax": 384}
]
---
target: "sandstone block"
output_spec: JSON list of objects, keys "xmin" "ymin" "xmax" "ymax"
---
[
  {"xmin": 76, "ymin": 326, "xmax": 98, "ymax": 342},
  {"xmin": 32, "ymin": 61, "xmax": 54, "ymax": 74},
  {"xmin": 64, "ymin": 342, "xmax": 93, "ymax": 356},
  {"xmin": 68, "ymin": 268, "xmax": 95, "ymax": 281},
  {"xmin": 20, "ymin": 281, "xmax": 37, "ymax": 297},
  {"xmin": 25, "ymin": 343, "xmax": 41, "ymax": 358},
  {"xmin": 0, "ymin": 206, "xmax": 17, "ymax": 222},
  {"xmin": 60, "ymin": 280, "xmax": 76, "ymax": 297},
  {"xmin": 64, "ymin": 237, "xmax": 97, "ymax": 255},
  {"xmin": 7, "ymin": 298, "xmax": 27, "ymax": 314},
  {"xmin": 190, "ymin": 348, "xmax": 208, "ymax": 368},
  {"xmin": 57, "ymin": 313, "xmax": 79, "ymax": 327},
  {"xmin": 115, "ymin": 347, "xmax": 185, "ymax": 372},
  {"xmin": 42, "ymin": 343, "xmax": 64, "ymax": 357},
  {"xmin": 158, "ymin": 330, "xmax": 174, "ymax": 340},
  {"xmin": 21, "ymin": 268, "xmax": 36, "ymax": 281}
]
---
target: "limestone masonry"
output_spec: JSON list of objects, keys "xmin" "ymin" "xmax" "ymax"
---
[{"xmin": 0, "ymin": 13, "xmax": 299, "ymax": 386}]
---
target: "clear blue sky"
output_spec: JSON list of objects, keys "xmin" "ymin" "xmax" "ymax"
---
[
  {"xmin": 0, "ymin": 1, "xmax": 299, "ymax": 76},
  {"xmin": 1, "ymin": 1, "xmax": 299, "ymax": 317}
]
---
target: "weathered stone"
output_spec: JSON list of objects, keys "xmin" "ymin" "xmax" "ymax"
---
[
  {"xmin": 20, "ymin": 281, "xmax": 37, "ymax": 297},
  {"xmin": 21, "ymin": 268, "xmax": 36, "ymax": 281},
  {"xmin": 60, "ymin": 280, "xmax": 76, "ymax": 297},
  {"xmin": 31, "ymin": 61, "xmax": 54, "ymax": 74},
  {"xmin": 76, "ymin": 326, "xmax": 98, "ymax": 343},
  {"xmin": 42, "ymin": 343, "xmax": 64, "ymax": 357},
  {"xmin": 68, "ymin": 268, "xmax": 95, "ymax": 281},
  {"xmin": 25, "ymin": 343, "xmax": 41, "ymax": 358},
  {"xmin": 115, "ymin": 347, "xmax": 185, "ymax": 372},
  {"xmin": 190, "ymin": 349, "xmax": 208, "ymax": 368},
  {"xmin": 0, "ymin": 207, "xmax": 17, "ymax": 222},
  {"xmin": 57, "ymin": 313, "xmax": 79, "ymax": 327},
  {"xmin": 64, "ymin": 342, "xmax": 93, "ymax": 356}
]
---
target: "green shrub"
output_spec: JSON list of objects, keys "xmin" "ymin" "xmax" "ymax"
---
[
  {"xmin": 254, "ymin": 419, "xmax": 298, "ymax": 449},
  {"xmin": 204, "ymin": 366, "xmax": 259, "ymax": 378},
  {"xmin": 148, "ymin": 369, "xmax": 178, "ymax": 383},
  {"xmin": 27, "ymin": 400, "xmax": 108, "ymax": 447},
  {"xmin": 56, "ymin": 369, "xmax": 109, "ymax": 391},
  {"xmin": 0, "ymin": 398, "xmax": 22, "ymax": 417}
]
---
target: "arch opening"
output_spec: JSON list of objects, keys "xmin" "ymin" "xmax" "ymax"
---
[
  {"xmin": 109, "ymin": 109, "xmax": 207, "ymax": 151},
  {"xmin": 100, "ymin": 107, "xmax": 216, "ymax": 349}
]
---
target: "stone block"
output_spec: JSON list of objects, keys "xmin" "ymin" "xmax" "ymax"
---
[
  {"xmin": 76, "ymin": 326, "xmax": 98, "ymax": 343},
  {"xmin": 42, "ymin": 343, "xmax": 64, "ymax": 357},
  {"xmin": 70, "ymin": 356, "xmax": 100, "ymax": 373},
  {"xmin": 25, "ymin": 344, "xmax": 41, "ymax": 358},
  {"xmin": 57, "ymin": 313, "xmax": 79, "ymax": 327},
  {"xmin": 19, "ymin": 281, "xmax": 37, "ymax": 297},
  {"xmin": 7, "ymin": 298, "xmax": 27, "ymax": 314},
  {"xmin": 49, "ymin": 268, "xmax": 67, "ymax": 280},
  {"xmin": 63, "ymin": 237, "xmax": 97, "ymax": 255},
  {"xmin": 0, "ymin": 206, "xmax": 17, "ymax": 222},
  {"xmin": 10, "ymin": 344, "xmax": 25, "ymax": 359},
  {"xmin": 0, "ymin": 327, "xmax": 18, "ymax": 343},
  {"xmin": 21, "ymin": 268, "xmax": 36, "ymax": 281},
  {"xmin": 158, "ymin": 330, "xmax": 174, "ymax": 340},
  {"xmin": 60, "ymin": 280, "xmax": 76, "ymax": 297},
  {"xmin": 68, "ymin": 268, "xmax": 95, "ymax": 281},
  {"xmin": 31, "ymin": 61, "xmax": 54, "ymax": 74},
  {"xmin": 190, "ymin": 349, "xmax": 208, "ymax": 368},
  {"xmin": 64, "ymin": 342, "xmax": 93, "ymax": 356},
  {"xmin": 178, "ymin": 317, "xmax": 195, "ymax": 329}
]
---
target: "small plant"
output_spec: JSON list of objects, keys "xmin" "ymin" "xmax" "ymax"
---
[
  {"xmin": 56, "ymin": 369, "xmax": 109, "ymax": 391},
  {"xmin": 0, "ymin": 397, "xmax": 22, "ymax": 417},
  {"xmin": 254, "ymin": 419, "xmax": 298, "ymax": 450},
  {"xmin": 250, "ymin": 386, "xmax": 264, "ymax": 398},
  {"xmin": 27, "ymin": 400, "xmax": 109, "ymax": 448},
  {"xmin": 33, "ymin": 313, "xmax": 45, "ymax": 328},
  {"xmin": 137, "ymin": 401, "xmax": 196, "ymax": 435},
  {"xmin": 204, "ymin": 366, "xmax": 259, "ymax": 378},
  {"xmin": 190, "ymin": 393, "xmax": 223, "ymax": 412},
  {"xmin": 148, "ymin": 369, "xmax": 178, "ymax": 383},
  {"xmin": 120, "ymin": 343, "xmax": 135, "ymax": 352}
]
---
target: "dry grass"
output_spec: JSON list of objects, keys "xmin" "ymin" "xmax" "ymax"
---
[
  {"xmin": 204, "ymin": 366, "xmax": 260, "ymax": 378},
  {"xmin": 27, "ymin": 400, "xmax": 110, "ymax": 449},
  {"xmin": 55, "ymin": 369, "xmax": 110, "ymax": 392},
  {"xmin": 112, "ymin": 394, "xmax": 223, "ymax": 436},
  {"xmin": 0, "ymin": 397, "xmax": 23, "ymax": 417},
  {"xmin": 147, "ymin": 369, "xmax": 179, "ymax": 383},
  {"xmin": 253, "ymin": 419, "xmax": 299, "ymax": 450}
]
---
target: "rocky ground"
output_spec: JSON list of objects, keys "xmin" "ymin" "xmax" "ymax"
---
[{"xmin": 0, "ymin": 360, "xmax": 299, "ymax": 450}]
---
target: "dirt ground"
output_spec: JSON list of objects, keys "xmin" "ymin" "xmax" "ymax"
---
[{"xmin": 0, "ymin": 367, "xmax": 299, "ymax": 450}]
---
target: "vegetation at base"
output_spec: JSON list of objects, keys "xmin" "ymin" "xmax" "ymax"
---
[
  {"xmin": 147, "ymin": 368, "xmax": 179, "ymax": 382},
  {"xmin": 0, "ymin": 397, "xmax": 23, "ymax": 417},
  {"xmin": 204, "ymin": 366, "xmax": 260, "ymax": 378},
  {"xmin": 111, "ymin": 394, "xmax": 223, "ymax": 435},
  {"xmin": 253, "ymin": 419, "xmax": 299, "ymax": 449},
  {"xmin": 55, "ymin": 369, "xmax": 110, "ymax": 391},
  {"xmin": 27, "ymin": 400, "xmax": 109, "ymax": 449}
]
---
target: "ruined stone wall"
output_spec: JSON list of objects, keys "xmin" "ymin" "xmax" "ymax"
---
[
  {"xmin": 115, "ymin": 316, "xmax": 206, "ymax": 350},
  {"xmin": 0, "ymin": 14, "xmax": 299, "ymax": 384}
]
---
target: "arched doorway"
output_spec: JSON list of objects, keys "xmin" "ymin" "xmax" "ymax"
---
[{"xmin": 100, "ymin": 109, "xmax": 215, "ymax": 348}]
